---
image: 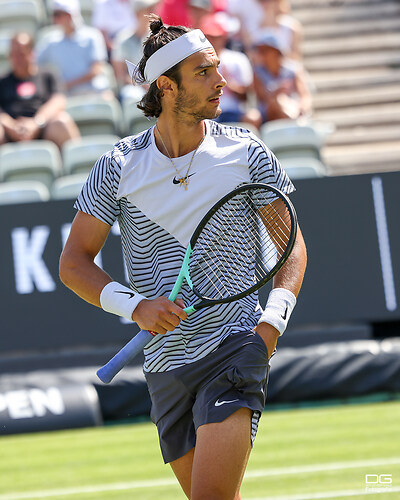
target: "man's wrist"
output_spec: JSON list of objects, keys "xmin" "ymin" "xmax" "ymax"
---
[
  {"xmin": 100, "ymin": 281, "xmax": 146, "ymax": 321},
  {"xmin": 258, "ymin": 288, "xmax": 297, "ymax": 336}
]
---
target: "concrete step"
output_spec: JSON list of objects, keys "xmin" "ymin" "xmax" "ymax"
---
[
  {"xmin": 326, "ymin": 125, "xmax": 400, "ymax": 146},
  {"xmin": 302, "ymin": 17, "xmax": 400, "ymax": 40},
  {"xmin": 311, "ymin": 68, "xmax": 400, "ymax": 92},
  {"xmin": 291, "ymin": 0, "xmax": 393, "ymax": 8},
  {"xmin": 322, "ymin": 142, "xmax": 400, "ymax": 175},
  {"xmin": 313, "ymin": 102, "xmax": 400, "ymax": 128},
  {"xmin": 313, "ymin": 84, "xmax": 400, "ymax": 110},
  {"xmin": 303, "ymin": 33, "xmax": 400, "ymax": 57},
  {"xmin": 304, "ymin": 50, "xmax": 400, "ymax": 72},
  {"xmin": 294, "ymin": 2, "xmax": 400, "ymax": 25}
]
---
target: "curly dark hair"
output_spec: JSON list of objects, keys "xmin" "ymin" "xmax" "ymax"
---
[{"xmin": 135, "ymin": 15, "xmax": 190, "ymax": 118}]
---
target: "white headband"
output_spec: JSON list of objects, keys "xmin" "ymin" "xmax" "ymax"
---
[{"xmin": 125, "ymin": 29, "xmax": 213, "ymax": 85}]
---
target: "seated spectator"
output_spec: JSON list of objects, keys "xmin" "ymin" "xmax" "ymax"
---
[
  {"xmin": 111, "ymin": 0, "xmax": 160, "ymax": 101},
  {"xmin": 92, "ymin": 0, "xmax": 137, "ymax": 57},
  {"xmin": 36, "ymin": 0, "xmax": 113, "ymax": 98},
  {"xmin": 201, "ymin": 13, "xmax": 262, "ymax": 129},
  {"xmin": 0, "ymin": 33, "xmax": 80, "ymax": 149},
  {"xmin": 252, "ymin": 31, "xmax": 312, "ymax": 122}
]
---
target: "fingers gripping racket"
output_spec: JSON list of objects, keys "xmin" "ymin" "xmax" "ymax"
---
[{"xmin": 97, "ymin": 183, "xmax": 297, "ymax": 383}]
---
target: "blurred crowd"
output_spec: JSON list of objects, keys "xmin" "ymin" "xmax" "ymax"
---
[{"xmin": 0, "ymin": 0, "xmax": 313, "ymax": 149}]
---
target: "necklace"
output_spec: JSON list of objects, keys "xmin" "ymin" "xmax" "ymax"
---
[{"xmin": 156, "ymin": 123, "xmax": 205, "ymax": 190}]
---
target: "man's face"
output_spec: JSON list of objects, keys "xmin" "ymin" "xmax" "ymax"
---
[
  {"xmin": 257, "ymin": 45, "xmax": 282, "ymax": 73},
  {"xmin": 172, "ymin": 48, "xmax": 226, "ymax": 122},
  {"xmin": 52, "ymin": 9, "xmax": 72, "ymax": 29},
  {"xmin": 10, "ymin": 37, "xmax": 33, "ymax": 72}
]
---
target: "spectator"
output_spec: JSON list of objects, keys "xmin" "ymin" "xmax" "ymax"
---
[
  {"xmin": 252, "ymin": 31, "xmax": 312, "ymax": 122},
  {"xmin": 92, "ymin": 0, "xmax": 137, "ymax": 57},
  {"xmin": 36, "ymin": 0, "xmax": 113, "ymax": 98},
  {"xmin": 0, "ymin": 32, "xmax": 80, "ymax": 149},
  {"xmin": 201, "ymin": 13, "xmax": 262, "ymax": 129},
  {"xmin": 111, "ymin": 0, "xmax": 160, "ymax": 101}
]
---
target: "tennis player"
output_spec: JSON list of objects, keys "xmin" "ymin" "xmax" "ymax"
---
[{"xmin": 59, "ymin": 15, "xmax": 307, "ymax": 500}]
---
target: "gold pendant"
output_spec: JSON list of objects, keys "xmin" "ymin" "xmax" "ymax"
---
[{"xmin": 180, "ymin": 177, "xmax": 188, "ymax": 190}]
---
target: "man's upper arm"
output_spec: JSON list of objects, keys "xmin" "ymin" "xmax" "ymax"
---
[{"xmin": 64, "ymin": 210, "xmax": 112, "ymax": 260}]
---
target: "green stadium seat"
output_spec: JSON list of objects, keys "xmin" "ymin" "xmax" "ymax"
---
[
  {"xmin": 61, "ymin": 134, "xmax": 120, "ymax": 175},
  {"xmin": 0, "ymin": 180, "xmax": 50, "ymax": 204},
  {"xmin": 261, "ymin": 121, "xmax": 323, "ymax": 161},
  {"xmin": 280, "ymin": 157, "xmax": 327, "ymax": 179},
  {"xmin": 51, "ymin": 173, "xmax": 88, "ymax": 200},
  {"xmin": 122, "ymin": 98, "xmax": 156, "ymax": 136},
  {"xmin": 0, "ymin": 140, "xmax": 63, "ymax": 189},
  {"xmin": 66, "ymin": 96, "xmax": 123, "ymax": 137},
  {"xmin": 0, "ymin": 0, "xmax": 46, "ymax": 35}
]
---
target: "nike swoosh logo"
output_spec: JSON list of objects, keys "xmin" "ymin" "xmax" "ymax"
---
[
  {"xmin": 115, "ymin": 291, "xmax": 135, "ymax": 299},
  {"xmin": 214, "ymin": 398, "xmax": 239, "ymax": 407},
  {"xmin": 199, "ymin": 33, "xmax": 207, "ymax": 43},
  {"xmin": 172, "ymin": 172, "xmax": 196, "ymax": 185},
  {"xmin": 281, "ymin": 305, "xmax": 288, "ymax": 320}
]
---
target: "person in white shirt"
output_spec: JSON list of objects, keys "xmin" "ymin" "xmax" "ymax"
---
[{"xmin": 59, "ymin": 15, "xmax": 307, "ymax": 499}]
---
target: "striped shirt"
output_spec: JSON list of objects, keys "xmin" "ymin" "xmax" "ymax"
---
[{"xmin": 75, "ymin": 120, "xmax": 294, "ymax": 373}]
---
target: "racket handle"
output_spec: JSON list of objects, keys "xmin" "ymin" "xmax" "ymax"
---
[{"xmin": 96, "ymin": 329, "xmax": 153, "ymax": 384}]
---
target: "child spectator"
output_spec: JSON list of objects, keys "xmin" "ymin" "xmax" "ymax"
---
[{"xmin": 252, "ymin": 31, "xmax": 312, "ymax": 122}]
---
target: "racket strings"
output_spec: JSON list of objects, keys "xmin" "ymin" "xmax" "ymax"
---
[{"xmin": 190, "ymin": 188, "xmax": 292, "ymax": 300}]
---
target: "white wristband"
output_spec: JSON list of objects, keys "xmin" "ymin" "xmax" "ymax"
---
[
  {"xmin": 100, "ymin": 281, "xmax": 146, "ymax": 322},
  {"xmin": 258, "ymin": 288, "xmax": 297, "ymax": 336}
]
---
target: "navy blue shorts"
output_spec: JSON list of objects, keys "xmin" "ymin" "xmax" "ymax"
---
[{"xmin": 145, "ymin": 330, "xmax": 270, "ymax": 463}]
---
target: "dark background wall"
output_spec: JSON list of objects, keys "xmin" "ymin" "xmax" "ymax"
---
[{"xmin": 1, "ymin": 171, "xmax": 399, "ymax": 356}]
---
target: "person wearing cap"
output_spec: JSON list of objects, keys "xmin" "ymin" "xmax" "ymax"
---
[
  {"xmin": 36, "ymin": 0, "xmax": 113, "ymax": 97},
  {"xmin": 60, "ymin": 14, "xmax": 307, "ymax": 498},
  {"xmin": 0, "ymin": 32, "xmax": 80, "ymax": 148},
  {"xmin": 253, "ymin": 30, "xmax": 312, "ymax": 121},
  {"xmin": 111, "ymin": 0, "xmax": 160, "ymax": 99},
  {"xmin": 201, "ymin": 12, "xmax": 262, "ymax": 129}
]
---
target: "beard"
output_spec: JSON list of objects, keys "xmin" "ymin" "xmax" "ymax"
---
[{"xmin": 174, "ymin": 86, "xmax": 221, "ymax": 122}]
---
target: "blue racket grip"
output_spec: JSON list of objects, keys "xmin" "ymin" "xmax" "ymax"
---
[{"xmin": 96, "ymin": 329, "xmax": 153, "ymax": 384}]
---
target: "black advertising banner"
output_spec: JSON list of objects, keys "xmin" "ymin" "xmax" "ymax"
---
[{"xmin": 1, "ymin": 172, "xmax": 399, "ymax": 354}]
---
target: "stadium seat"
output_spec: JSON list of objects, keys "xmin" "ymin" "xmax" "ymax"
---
[
  {"xmin": 62, "ymin": 134, "xmax": 120, "ymax": 175},
  {"xmin": 261, "ymin": 121, "xmax": 324, "ymax": 161},
  {"xmin": 51, "ymin": 173, "xmax": 88, "ymax": 200},
  {"xmin": 122, "ymin": 99, "xmax": 156, "ymax": 136},
  {"xmin": 66, "ymin": 96, "xmax": 123, "ymax": 136},
  {"xmin": 0, "ymin": 180, "xmax": 50, "ymax": 204},
  {"xmin": 0, "ymin": 0, "xmax": 46, "ymax": 35},
  {"xmin": 0, "ymin": 140, "xmax": 63, "ymax": 189},
  {"xmin": 80, "ymin": 0, "xmax": 94, "ymax": 25},
  {"xmin": 280, "ymin": 157, "xmax": 327, "ymax": 179}
]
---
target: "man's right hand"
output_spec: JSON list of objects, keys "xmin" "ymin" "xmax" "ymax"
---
[{"xmin": 132, "ymin": 297, "xmax": 187, "ymax": 335}]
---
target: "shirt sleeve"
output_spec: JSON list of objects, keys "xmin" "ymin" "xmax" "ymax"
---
[
  {"xmin": 247, "ymin": 133, "xmax": 295, "ymax": 195},
  {"xmin": 74, "ymin": 150, "xmax": 121, "ymax": 226}
]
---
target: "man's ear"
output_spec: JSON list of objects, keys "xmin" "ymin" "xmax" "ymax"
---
[{"xmin": 157, "ymin": 75, "xmax": 175, "ymax": 96}]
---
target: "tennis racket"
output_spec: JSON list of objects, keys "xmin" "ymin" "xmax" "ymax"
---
[{"xmin": 97, "ymin": 182, "xmax": 297, "ymax": 383}]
